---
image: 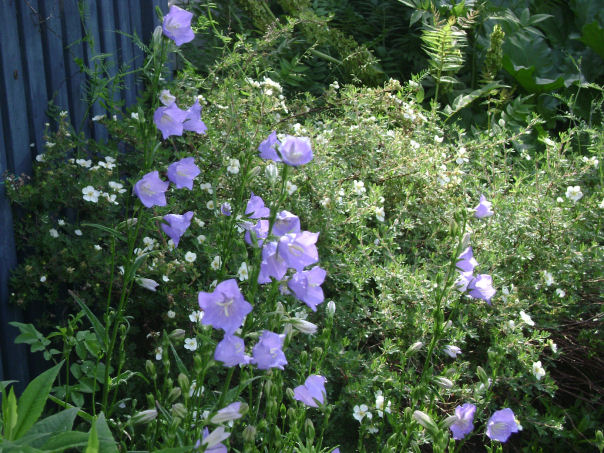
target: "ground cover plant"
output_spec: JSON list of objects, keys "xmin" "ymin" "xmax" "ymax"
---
[{"xmin": 1, "ymin": 2, "xmax": 603, "ymax": 452}]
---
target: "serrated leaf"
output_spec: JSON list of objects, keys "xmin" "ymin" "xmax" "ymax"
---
[{"xmin": 14, "ymin": 361, "xmax": 64, "ymax": 439}]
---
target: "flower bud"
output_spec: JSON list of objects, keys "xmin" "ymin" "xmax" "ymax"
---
[
  {"xmin": 442, "ymin": 415, "xmax": 459, "ymax": 428},
  {"xmin": 178, "ymin": 373, "xmax": 190, "ymax": 394},
  {"xmin": 167, "ymin": 387, "xmax": 182, "ymax": 403},
  {"xmin": 412, "ymin": 410, "xmax": 438, "ymax": 434},
  {"xmin": 407, "ymin": 341, "xmax": 423, "ymax": 354},
  {"xmin": 476, "ymin": 366, "xmax": 489, "ymax": 386},
  {"xmin": 194, "ymin": 354, "xmax": 203, "ymax": 374},
  {"xmin": 434, "ymin": 376, "xmax": 454, "ymax": 389},
  {"xmin": 132, "ymin": 409, "xmax": 157, "ymax": 425},
  {"xmin": 265, "ymin": 163, "xmax": 279, "ymax": 184},
  {"xmin": 291, "ymin": 318, "xmax": 318, "ymax": 335},
  {"xmin": 152, "ymin": 25, "xmax": 163, "ymax": 47},
  {"xmin": 249, "ymin": 166, "xmax": 262, "ymax": 179},
  {"xmin": 145, "ymin": 360, "xmax": 156, "ymax": 378},
  {"xmin": 171, "ymin": 403, "xmax": 187, "ymax": 419},
  {"xmin": 304, "ymin": 418, "xmax": 315, "ymax": 442},
  {"xmin": 146, "ymin": 393, "xmax": 155, "ymax": 407},
  {"xmin": 326, "ymin": 300, "xmax": 336, "ymax": 316},
  {"xmin": 243, "ymin": 425, "xmax": 257, "ymax": 443},
  {"xmin": 169, "ymin": 328, "xmax": 185, "ymax": 340}
]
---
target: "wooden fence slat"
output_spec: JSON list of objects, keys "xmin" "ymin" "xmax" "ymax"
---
[
  {"xmin": 16, "ymin": 0, "xmax": 49, "ymax": 156},
  {"xmin": 97, "ymin": 0, "xmax": 120, "ymax": 108},
  {"xmin": 129, "ymin": 0, "xmax": 145, "ymax": 97},
  {"xmin": 114, "ymin": 0, "xmax": 137, "ymax": 108}
]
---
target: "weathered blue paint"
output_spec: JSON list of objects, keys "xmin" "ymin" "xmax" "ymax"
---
[{"xmin": 0, "ymin": 0, "xmax": 169, "ymax": 387}]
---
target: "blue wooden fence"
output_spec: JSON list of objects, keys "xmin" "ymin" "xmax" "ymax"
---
[{"xmin": 0, "ymin": 0, "xmax": 168, "ymax": 388}]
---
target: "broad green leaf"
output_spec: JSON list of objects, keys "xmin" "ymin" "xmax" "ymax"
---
[
  {"xmin": 94, "ymin": 413, "xmax": 118, "ymax": 453},
  {"xmin": 25, "ymin": 408, "xmax": 79, "ymax": 447},
  {"xmin": 443, "ymin": 82, "xmax": 507, "ymax": 118},
  {"xmin": 85, "ymin": 417, "xmax": 99, "ymax": 453},
  {"xmin": 9, "ymin": 322, "xmax": 50, "ymax": 353},
  {"xmin": 40, "ymin": 430, "xmax": 89, "ymax": 451},
  {"xmin": 581, "ymin": 21, "xmax": 604, "ymax": 60},
  {"xmin": 3, "ymin": 387, "xmax": 18, "ymax": 440},
  {"xmin": 502, "ymin": 55, "xmax": 565, "ymax": 93},
  {"xmin": 69, "ymin": 290, "xmax": 107, "ymax": 350},
  {"xmin": 14, "ymin": 361, "xmax": 64, "ymax": 439}
]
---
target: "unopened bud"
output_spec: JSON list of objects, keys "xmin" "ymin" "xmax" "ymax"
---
[
  {"xmin": 249, "ymin": 166, "xmax": 262, "ymax": 179},
  {"xmin": 169, "ymin": 328, "xmax": 185, "ymax": 340},
  {"xmin": 434, "ymin": 376, "xmax": 454, "ymax": 389},
  {"xmin": 442, "ymin": 415, "xmax": 459, "ymax": 428},
  {"xmin": 407, "ymin": 341, "xmax": 423, "ymax": 354},
  {"xmin": 172, "ymin": 403, "xmax": 187, "ymax": 419},
  {"xmin": 178, "ymin": 373, "xmax": 190, "ymax": 394},
  {"xmin": 413, "ymin": 410, "xmax": 438, "ymax": 434},
  {"xmin": 476, "ymin": 366, "xmax": 489, "ymax": 385},
  {"xmin": 291, "ymin": 318, "xmax": 318, "ymax": 335},
  {"xmin": 326, "ymin": 300, "xmax": 336, "ymax": 316},
  {"xmin": 145, "ymin": 360, "xmax": 156, "ymax": 378},
  {"xmin": 304, "ymin": 418, "xmax": 315, "ymax": 442},
  {"xmin": 146, "ymin": 393, "xmax": 155, "ymax": 407},
  {"xmin": 132, "ymin": 409, "xmax": 157, "ymax": 425},
  {"xmin": 167, "ymin": 387, "xmax": 182, "ymax": 403},
  {"xmin": 243, "ymin": 425, "xmax": 257, "ymax": 443}
]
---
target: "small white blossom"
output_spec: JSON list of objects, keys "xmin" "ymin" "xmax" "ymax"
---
[
  {"xmin": 184, "ymin": 338, "xmax": 198, "ymax": 351},
  {"xmin": 599, "ymin": 198, "xmax": 604, "ymax": 209},
  {"xmin": 82, "ymin": 186, "xmax": 100, "ymax": 203},
  {"xmin": 92, "ymin": 114, "xmax": 105, "ymax": 122},
  {"xmin": 184, "ymin": 251, "xmax": 197, "ymax": 263},
  {"xmin": 57, "ymin": 219, "xmax": 65, "ymax": 226},
  {"xmin": 210, "ymin": 256, "xmax": 222, "ymax": 270},
  {"xmin": 286, "ymin": 181, "xmax": 297, "ymax": 195},
  {"xmin": 565, "ymin": 186, "xmax": 583, "ymax": 202},
  {"xmin": 206, "ymin": 200, "xmax": 215, "ymax": 210},
  {"xmin": 555, "ymin": 288, "xmax": 565, "ymax": 298},
  {"xmin": 443, "ymin": 345, "xmax": 462, "ymax": 358},
  {"xmin": 542, "ymin": 271, "xmax": 554, "ymax": 286},
  {"xmin": 434, "ymin": 135, "xmax": 443, "ymax": 143},
  {"xmin": 375, "ymin": 206, "xmax": 385, "ymax": 222},
  {"xmin": 549, "ymin": 341, "xmax": 558, "ymax": 353},
  {"xmin": 532, "ymin": 361, "xmax": 546, "ymax": 380},
  {"xmin": 94, "ymin": 244, "xmax": 102, "ymax": 251},
  {"xmin": 40, "ymin": 275, "xmax": 47, "ymax": 283},
  {"xmin": 74, "ymin": 229, "xmax": 83, "ymax": 236},
  {"xmin": 200, "ymin": 182, "xmax": 214, "ymax": 194},
  {"xmin": 162, "ymin": 275, "xmax": 170, "ymax": 282},
  {"xmin": 167, "ymin": 310, "xmax": 176, "ymax": 319},
  {"xmin": 35, "ymin": 153, "xmax": 46, "ymax": 162},
  {"xmin": 76, "ymin": 158, "xmax": 92, "ymax": 168},
  {"xmin": 237, "ymin": 262, "xmax": 249, "ymax": 281},
  {"xmin": 194, "ymin": 218, "xmax": 205, "ymax": 228},
  {"xmin": 197, "ymin": 234, "xmax": 207, "ymax": 244},
  {"xmin": 352, "ymin": 180, "xmax": 366, "ymax": 195},
  {"xmin": 155, "ymin": 346, "xmax": 163, "ymax": 360},
  {"xmin": 582, "ymin": 156, "xmax": 599, "ymax": 167},
  {"xmin": 320, "ymin": 197, "xmax": 330, "ymax": 207},
  {"xmin": 130, "ymin": 112, "xmax": 139, "ymax": 120},
  {"xmin": 49, "ymin": 228, "xmax": 59, "ymax": 238},
  {"xmin": 519, "ymin": 310, "xmax": 535, "ymax": 326},
  {"xmin": 108, "ymin": 181, "xmax": 126, "ymax": 193},
  {"xmin": 353, "ymin": 404, "xmax": 372, "ymax": 422},
  {"xmin": 227, "ymin": 158, "xmax": 240, "ymax": 174},
  {"xmin": 375, "ymin": 390, "xmax": 391, "ymax": 417},
  {"xmin": 189, "ymin": 311, "xmax": 204, "ymax": 323}
]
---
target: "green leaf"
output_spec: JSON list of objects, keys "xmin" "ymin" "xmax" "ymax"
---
[
  {"xmin": 9, "ymin": 322, "xmax": 50, "ymax": 353},
  {"xmin": 94, "ymin": 413, "xmax": 118, "ymax": 453},
  {"xmin": 14, "ymin": 361, "xmax": 64, "ymax": 439},
  {"xmin": 85, "ymin": 417, "xmax": 99, "ymax": 453},
  {"xmin": 0, "ymin": 381, "xmax": 17, "ymax": 392},
  {"xmin": 169, "ymin": 341, "xmax": 188, "ymax": 376},
  {"xmin": 26, "ymin": 408, "xmax": 79, "ymax": 447},
  {"xmin": 443, "ymin": 82, "xmax": 507, "ymax": 118},
  {"xmin": 502, "ymin": 55, "xmax": 565, "ymax": 93},
  {"xmin": 3, "ymin": 387, "xmax": 18, "ymax": 440},
  {"xmin": 69, "ymin": 290, "xmax": 107, "ymax": 350},
  {"xmin": 81, "ymin": 223, "xmax": 126, "ymax": 242},
  {"xmin": 580, "ymin": 21, "xmax": 604, "ymax": 60},
  {"xmin": 40, "ymin": 431, "xmax": 89, "ymax": 451}
]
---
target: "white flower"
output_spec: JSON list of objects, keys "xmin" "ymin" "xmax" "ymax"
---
[
  {"xmin": 57, "ymin": 219, "xmax": 65, "ymax": 226},
  {"xmin": 200, "ymin": 182, "xmax": 214, "ymax": 194},
  {"xmin": 549, "ymin": 341, "xmax": 558, "ymax": 353},
  {"xmin": 94, "ymin": 244, "xmax": 102, "ymax": 251},
  {"xmin": 155, "ymin": 346, "xmax": 163, "ymax": 361},
  {"xmin": 320, "ymin": 197, "xmax": 330, "ymax": 207},
  {"xmin": 130, "ymin": 112, "xmax": 139, "ymax": 120},
  {"xmin": 434, "ymin": 135, "xmax": 443, "ymax": 143},
  {"xmin": 206, "ymin": 200, "xmax": 215, "ymax": 210},
  {"xmin": 210, "ymin": 256, "xmax": 222, "ymax": 270},
  {"xmin": 582, "ymin": 156, "xmax": 599, "ymax": 167},
  {"xmin": 565, "ymin": 186, "xmax": 583, "ymax": 202},
  {"xmin": 557, "ymin": 197, "xmax": 564, "ymax": 203},
  {"xmin": 82, "ymin": 186, "xmax": 100, "ymax": 203},
  {"xmin": 159, "ymin": 89, "xmax": 176, "ymax": 106},
  {"xmin": 35, "ymin": 153, "xmax": 46, "ymax": 162},
  {"xmin": 74, "ymin": 229, "xmax": 83, "ymax": 236},
  {"xmin": 92, "ymin": 114, "xmax": 106, "ymax": 122},
  {"xmin": 49, "ymin": 228, "xmax": 59, "ymax": 238},
  {"xmin": 76, "ymin": 158, "xmax": 92, "ymax": 168},
  {"xmin": 352, "ymin": 180, "xmax": 366, "ymax": 195},
  {"xmin": 227, "ymin": 158, "xmax": 240, "ymax": 174},
  {"xmin": 443, "ymin": 345, "xmax": 462, "ymax": 358},
  {"xmin": 189, "ymin": 311, "xmax": 204, "ymax": 323},
  {"xmin": 543, "ymin": 271, "xmax": 554, "ymax": 286},
  {"xmin": 237, "ymin": 262, "xmax": 249, "ymax": 281},
  {"xmin": 519, "ymin": 310, "xmax": 535, "ymax": 326},
  {"xmin": 194, "ymin": 218, "xmax": 205, "ymax": 228},
  {"xmin": 162, "ymin": 275, "xmax": 170, "ymax": 282},
  {"xmin": 108, "ymin": 181, "xmax": 126, "ymax": 193},
  {"xmin": 353, "ymin": 404, "xmax": 372, "ymax": 422},
  {"xmin": 367, "ymin": 426, "xmax": 379, "ymax": 434},
  {"xmin": 375, "ymin": 206, "xmax": 385, "ymax": 222},
  {"xmin": 286, "ymin": 181, "xmax": 297, "ymax": 195},
  {"xmin": 197, "ymin": 234, "xmax": 207, "ymax": 244},
  {"xmin": 375, "ymin": 390, "xmax": 391, "ymax": 417},
  {"xmin": 167, "ymin": 239, "xmax": 175, "ymax": 251},
  {"xmin": 142, "ymin": 237, "xmax": 156, "ymax": 250},
  {"xmin": 167, "ymin": 310, "xmax": 176, "ymax": 319},
  {"xmin": 532, "ymin": 361, "xmax": 546, "ymax": 380},
  {"xmin": 45, "ymin": 142, "xmax": 55, "ymax": 149},
  {"xmin": 39, "ymin": 275, "xmax": 47, "ymax": 283},
  {"xmin": 599, "ymin": 198, "xmax": 604, "ymax": 209},
  {"xmin": 555, "ymin": 288, "xmax": 565, "ymax": 298},
  {"xmin": 184, "ymin": 252, "xmax": 197, "ymax": 263},
  {"xmin": 410, "ymin": 140, "xmax": 420, "ymax": 150},
  {"xmin": 184, "ymin": 338, "xmax": 198, "ymax": 351},
  {"xmin": 265, "ymin": 163, "xmax": 279, "ymax": 183}
]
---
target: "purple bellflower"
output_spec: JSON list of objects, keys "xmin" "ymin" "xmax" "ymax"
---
[
  {"xmin": 162, "ymin": 5, "xmax": 195, "ymax": 46},
  {"xmin": 258, "ymin": 131, "xmax": 281, "ymax": 161},
  {"xmin": 456, "ymin": 246, "xmax": 479, "ymax": 273},
  {"xmin": 449, "ymin": 403, "xmax": 476, "ymax": 440},
  {"xmin": 258, "ymin": 241, "xmax": 288, "ymax": 284},
  {"xmin": 294, "ymin": 374, "xmax": 327, "ymax": 408},
  {"xmin": 214, "ymin": 334, "xmax": 251, "ymax": 367},
  {"xmin": 251, "ymin": 330, "xmax": 287, "ymax": 370},
  {"xmin": 278, "ymin": 231, "xmax": 320, "ymax": 271},
  {"xmin": 167, "ymin": 157, "xmax": 200, "ymax": 190},
  {"xmin": 198, "ymin": 279, "xmax": 252, "ymax": 334},
  {"xmin": 272, "ymin": 210, "xmax": 301, "ymax": 237},
  {"xmin": 279, "ymin": 135, "xmax": 313, "ymax": 166},
  {"xmin": 244, "ymin": 220, "xmax": 269, "ymax": 248},
  {"xmin": 200, "ymin": 427, "xmax": 229, "ymax": 453},
  {"xmin": 246, "ymin": 193, "xmax": 270, "ymax": 219},
  {"xmin": 455, "ymin": 271, "xmax": 474, "ymax": 292},
  {"xmin": 468, "ymin": 274, "xmax": 496, "ymax": 304},
  {"xmin": 154, "ymin": 103, "xmax": 188, "ymax": 140},
  {"xmin": 161, "ymin": 211, "xmax": 194, "ymax": 248},
  {"xmin": 486, "ymin": 408, "xmax": 519, "ymax": 442},
  {"xmin": 475, "ymin": 194, "xmax": 494, "ymax": 218},
  {"xmin": 287, "ymin": 266, "xmax": 326, "ymax": 311},
  {"xmin": 211, "ymin": 402, "xmax": 246, "ymax": 424},
  {"xmin": 134, "ymin": 171, "xmax": 169, "ymax": 208},
  {"xmin": 220, "ymin": 202, "xmax": 232, "ymax": 216},
  {"xmin": 183, "ymin": 99, "xmax": 207, "ymax": 134}
]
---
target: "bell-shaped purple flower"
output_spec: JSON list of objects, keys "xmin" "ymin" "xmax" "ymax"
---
[
  {"xmin": 154, "ymin": 103, "xmax": 188, "ymax": 140},
  {"xmin": 288, "ymin": 266, "xmax": 326, "ymax": 311},
  {"xmin": 198, "ymin": 279, "xmax": 252, "ymax": 334},
  {"xmin": 161, "ymin": 211, "xmax": 194, "ymax": 248},
  {"xmin": 162, "ymin": 5, "xmax": 195, "ymax": 47},
  {"xmin": 133, "ymin": 171, "xmax": 169, "ymax": 208},
  {"xmin": 167, "ymin": 157, "xmax": 200, "ymax": 190},
  {"xmin": 220, "ymin": 202, "xmax": 232, "ymax": 216},
  {"xmin": 278, "ymin": 231, "xmax": 320, "ymax": 271},
  {"xmin": 474, "ymin": 194, "xmax": 494, "ymax": 218},
  {"xmin": 246, "ymin": 193, "xmax": 270, "ymax": 219},
  {"xmin": 251, "ymin": 330, "xmax": 287, "ymax": 370},
  {"xmin": 183, "ymin": 100, "xmax": 207, "ymax": 134},
  {"xmin": 211, "ymin": 402, "xmax": 247, "ymax": 424},
  {"xmin": 294, "ymin": 374, "xmax": 327, "ymax": 408},
  {"xmin": 455, "ymin": 270, "xmax": 474, "ymax": 293},
  {"xmin": 449, "ymin": 403, "xmax": 476, "ymax": 440},
  {"xmin": 258, "ymin": 241, "xmax": 288, "ymax": 284},
  {"xmin": 244, "ymin": 220, "xmax": 269, "ymax": 248},
  {"xmin": 456, "ymin": 246, "xmax": 478, "ymax": 273},
  {"xmin": 200, "ymin": 427, "xmax": 229, "ymax": 453},
  {"xmin": 279, "ymin": 136, "xmax": 313, "ymax": 166},
  {"xmin": 272, "ymin": 210, "xmax": 301, "ymax": 237},
  {"xmin": 258, "ymin": 131, "xmax": 281, "ymax": 162},
  {"xmin": 486, "ymin": 408, "xmax": 519, "ymax": 443},
  {"xmin": 214, "ymin": 334, "xmax": 251, "ymax": 367},
  {"xmin": 468, "ymin": 274, "xmax": 496, "ymax": 304}
]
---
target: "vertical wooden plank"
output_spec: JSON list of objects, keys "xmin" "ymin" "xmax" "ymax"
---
[
  {"xmin": 16, "ymin": 0, "xmax": 49, "ymax": 156},
  {"xmin": 129, "ymin": 0, "xmax": 145, "ymax": 97},
  {"xmin": 97, "ymin": 0, "xmax": 120, "ymax": 109},
  {"xmin": 82, "ymin": 0, "xmax": 107, "ymax": 142},
  {"xmin": 114, "ymin": 0, "xmax": 137, "ymax": 108},
  {"xmin": 61, "ymin": 0, "xmax": 90, "ymax": 136},
  {"xmin": 39, "ymin": 0, "xmax": 70, "ymax": 115}
]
